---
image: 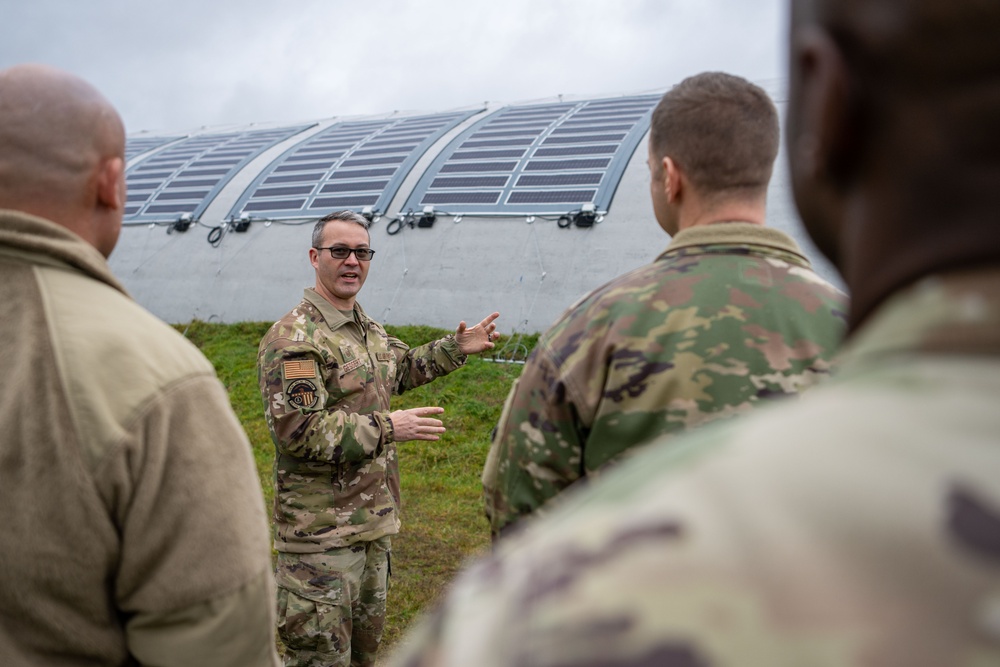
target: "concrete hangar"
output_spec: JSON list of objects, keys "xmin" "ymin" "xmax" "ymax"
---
[{"xmin": 111, "ymin": 85, "xmax": 840, "ymax": 339}]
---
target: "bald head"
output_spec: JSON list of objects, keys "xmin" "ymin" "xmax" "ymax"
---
[
  {"xmin": 0, "ymin": 64, "xmax": 126, "ymax": 256},
  {"xmin": 787, "ymin": 0, "xmax": 1000, "ymax": 328}
]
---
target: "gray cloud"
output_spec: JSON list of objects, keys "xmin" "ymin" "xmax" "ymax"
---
[{"xmin": 0, "ymin": 0, "xmax": 787, "ymax": 134}]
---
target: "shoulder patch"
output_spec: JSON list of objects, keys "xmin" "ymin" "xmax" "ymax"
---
[
  {"xmin": 283, "ymin": 359, "xmax": 317, "ymax": 380},
  {"xmin": 286, "ymin": 379, "xmax": 320, "ymax": 409},
  {"xmin": 376, "ymin": 352, "xmax": 392, "ymax": 362}
]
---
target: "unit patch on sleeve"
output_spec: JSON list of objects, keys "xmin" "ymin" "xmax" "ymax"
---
[
  {"xmin": 286, "ymin": 379, "xmax": 320, "ymax": 409},
  {"xmin": 283, "ymin": 359, "xmax": 317, "ymax": 380}
]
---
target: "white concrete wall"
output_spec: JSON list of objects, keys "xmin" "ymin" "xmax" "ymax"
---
[{"xmin": 108, "ymin": 98, "xmax": 844, "ymax": 335}]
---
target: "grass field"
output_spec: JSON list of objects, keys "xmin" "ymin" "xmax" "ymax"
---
[{"xmin": 180, "ymin": 320, "xmax": 537, "ymax": 654}]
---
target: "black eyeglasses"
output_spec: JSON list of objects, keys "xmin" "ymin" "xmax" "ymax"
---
[{"xmin": 315, "ymin": 246, "xmax": 376, "ymax": 261}]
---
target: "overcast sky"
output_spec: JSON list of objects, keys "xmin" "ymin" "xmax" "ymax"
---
[{"xmin": 1, "ymin": 0, "xmax": 789, "ymax": 135}]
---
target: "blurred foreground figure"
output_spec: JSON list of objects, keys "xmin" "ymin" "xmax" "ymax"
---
[
  {"xmin": 391, "ymin": 0, "xmax": 1000, "ymax": 664},
  {"xmin": 483, "ymin": 72, "xmax": 846, "ymax": 539},
  {"xmin": 0, "ymin": 64, "xmax": 279, "ymax": 666}
]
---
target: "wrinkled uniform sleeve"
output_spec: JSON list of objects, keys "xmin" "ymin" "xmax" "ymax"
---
[
  {"xmin": 488, "ymin": 341, "xmax": 589, "ymax": 537},
  {"xmin": 107, "ymin": 375, "xmax": 279, "ymax": 667},
  {"xmin": 481, "ymin": 378, "xmax": 520, "ymax": 530},
  {"xmin": 391, "ymin": 333, "xmax": 467, "ymax": 395},
  {"xmin": 259, "ymin": 337, "xmax": 392, "ymax": 464},
  {"xmin": 259, "ymin": 331, "xmax": 466, "ymax": 465}
]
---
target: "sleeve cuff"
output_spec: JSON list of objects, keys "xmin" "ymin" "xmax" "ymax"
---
[
  {"xmin": 382, "ymin": 411, "xmax": 396, "ymax": 444},
  {"xmin": 440, "ymin": 334, "xmax": 468, "ymax": 366}
]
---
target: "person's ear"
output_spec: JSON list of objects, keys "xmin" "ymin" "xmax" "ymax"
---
[
  {"xmin": 96, "ymin": 157, "xmax": 125, "ymax": 210},
  {"xmin": 788, "ymin": 25, "xmax": 859, "ymax": 185},
  {"xmin": 309, "ymin": 247, "xmax": 320, "ymax": 269},
  {"xmin": 663, "ymin": 156, "xmax": 682, "ymax": 203}
]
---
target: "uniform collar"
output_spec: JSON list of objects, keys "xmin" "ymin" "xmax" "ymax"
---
[
  {"xmin": 0, "ymin": 208, "xmax": 129, "ymax": 296},
  {"xmin": 303, "ymin": 287, "xmax": 369, "ymax": 331},
  {"xmin": 661, "ymin": 222, "xmax": 807, "ymax": 262}
]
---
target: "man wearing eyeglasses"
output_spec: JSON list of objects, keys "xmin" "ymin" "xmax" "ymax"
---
[{"xmin": 257, "ymin": 210, "xmax": 499, "ymax": 667}]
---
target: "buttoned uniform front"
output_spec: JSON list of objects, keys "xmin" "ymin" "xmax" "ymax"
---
[
  {"xmin": 258, "ymin": 288, "xmax": 467, "ymax": 666},
  {"xmin": 484, "ymin": 222, "xmax": 847, "ymax": 537}
]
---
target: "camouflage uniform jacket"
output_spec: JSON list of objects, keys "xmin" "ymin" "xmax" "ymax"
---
[
  {"xmin": 485, "ymin": 222, "xmax": 847, "ymax": 536},
  {"xmin": 259, "ymin": 288, "xmax": 467, "ymax": 553},
  {"xmin": 393, "ymin": 267, "xmax": 1000, "ymax": 667}
]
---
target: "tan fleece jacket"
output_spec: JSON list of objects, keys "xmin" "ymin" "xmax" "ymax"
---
[{"xmin": 0, "ymin": 210, "xmax": 279, "ymax": 666}]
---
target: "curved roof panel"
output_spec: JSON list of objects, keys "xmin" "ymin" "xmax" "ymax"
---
[
  {"xmin": 227, "ymin": 109, "xmax": 481, "ymax": 220},
  {"xmin": 125, "ymin": 135, "xmax": 184, "ymax": 162},
  {"xmin": 402, "ymin": 93, "xmax": 661, "ymax": 215},
  {"xmin": 123, "ymin": 124, "xmax": 313, "ymax": 224}
]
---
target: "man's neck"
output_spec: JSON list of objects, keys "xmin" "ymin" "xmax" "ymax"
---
[
  {"xmin": 675, "ymin": 198, "xmax": 767, "ymax": 233},
  {"xmin": 314, "ymin": 284, "xmax": 355, "ymax": 311}
]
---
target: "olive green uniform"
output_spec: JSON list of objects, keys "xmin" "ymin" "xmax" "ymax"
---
[{"xmin": 0, "ymin": 210, "xmax": 279, "ymax": 667}]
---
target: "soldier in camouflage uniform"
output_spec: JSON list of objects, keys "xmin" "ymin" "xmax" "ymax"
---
[
  {"xmin": 258, "ymin": 210, "xmax": 499, "ymax": 667},
  {"xmin": 390, "ymin": 0, "xmax": 1000, "ymax": 664},
  {"xmin": 484, "ymin": 72, "xmax": 847, "ymax": 538}
]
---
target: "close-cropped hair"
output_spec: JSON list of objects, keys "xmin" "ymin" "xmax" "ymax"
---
[
  {"xmin": 311, "ymin": 210, "xmax": 370, "ymax": 247},
  {"xmin": 650, "ymin": 72, "xmax": 779, "ymax": 196}
]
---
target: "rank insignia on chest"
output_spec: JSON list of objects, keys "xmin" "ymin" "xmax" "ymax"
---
[
  {"xmin": 282, "ymin": 359, "xmax": 317, "ymax": 380},
  {"xmin": 286, "ymin": 379, "xmax": 320, "ymax": 409}
]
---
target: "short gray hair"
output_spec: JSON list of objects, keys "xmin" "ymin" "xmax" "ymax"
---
[{"xmin": 311, "ymin": 210, "xmax": 370, "ymax": 248}]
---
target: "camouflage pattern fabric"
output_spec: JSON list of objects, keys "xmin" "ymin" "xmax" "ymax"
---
[
  {"xmin": 485, "ymin": 223, "xmax": 847, "ymax": 536},
  {"xmin": 276, "ymin": 537, "xmax": 390, "ymax": 667},
  {"xmin": 392, "ymin": 268, "xmax": 1000, "ymax": 667},
  {"xmin": 258, "ymin": 287, "xmax": 466, "ymax": 553}
]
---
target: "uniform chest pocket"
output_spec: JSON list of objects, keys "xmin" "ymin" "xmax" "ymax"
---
[
  {"xmin": 373, "ymin": 351, "xmax": 396, "ymax": 385},
  {"xmin": 336, "ymin": 356, "xmax": 370, "ymax": 396}
]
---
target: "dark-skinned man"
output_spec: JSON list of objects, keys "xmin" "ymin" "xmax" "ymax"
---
[
  {"xmin": 0, "ymin": 64, "xmax": 279, "ymax": 666},
  {"xmin": 390, "ymin": 0, "xmax": 1000, "ymax": 664}
]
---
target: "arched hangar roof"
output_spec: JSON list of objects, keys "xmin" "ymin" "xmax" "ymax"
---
[{"xmin": 109, "ymin": 87, "xmax": 842, "ymax": 335}]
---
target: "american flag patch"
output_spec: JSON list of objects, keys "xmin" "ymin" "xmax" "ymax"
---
[{"xmin": 283, "ymin": 360, "xmax": 317, "ymax": 380}]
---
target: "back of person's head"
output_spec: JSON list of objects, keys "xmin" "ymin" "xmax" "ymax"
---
[
  {"xmin": 790, "ymin": 0, "xmax": 1000, "ymax": 191},
  {"xmin": 650, "ymin": 72, "xmax": 780, "ymax": 199},
  {"xmin": 0, "ymin": 64, "xmax": 126, "ymax": 257},
  {"xmin": 787, "ymin": 0, "xmax": 1000, "ymax": 327}
]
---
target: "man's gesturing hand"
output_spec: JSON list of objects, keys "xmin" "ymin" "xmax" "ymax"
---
[
  {"xmin": 390, "ymin": 406, "xmax": 446, "ymax": 442},
  {"xmin": 455, "ymin": 311, "xmax": 501, "ymax": 355}
]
